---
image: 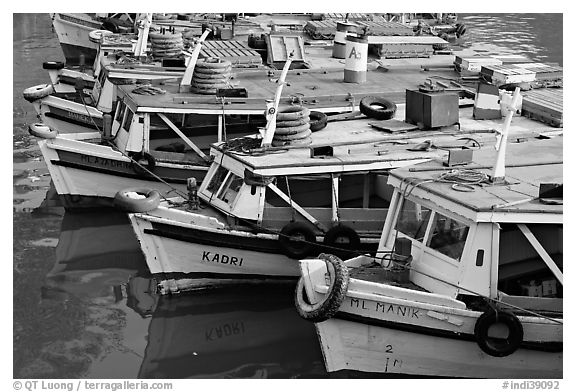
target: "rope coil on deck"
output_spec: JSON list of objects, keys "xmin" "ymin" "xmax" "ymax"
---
[
  {"xmin": 272, "ymin": 106, "xmax": 313, "ymax": 147},
  {"xmin": 149, "ymin": 31, "xmax": 184, "ymax": 58},
  {"xmin": 191, "ymin": 58, "xmax": 232, "ymax": 95}
]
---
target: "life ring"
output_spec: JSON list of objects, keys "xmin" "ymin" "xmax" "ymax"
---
[
  {"xmin": 113, "ymin": 188, "xmax": 161, "ymax": 213},
  {"xmin": 294, "ymin": 253, "xmax": 350, "ymax": 322},
  {"xmin": 193, "ymin": 66, "xmax": 232, "ymax": 75},
  {"xmin": 276, "ymin": 106, "xmax": 311, "ymax": 121},
  {"xmin": 89, "ymin": 29, "xmax": 113, "ymax": 43},
  {"xmin": 309, "ymin": 111, "xmax": 328, "ymax": 132},
  {"xmin": 278, "ymin": 222, "xmax": 317, "ymax": 259},
  {"xmin": 42, "ymin": 61, "xmax": 65, "ymax": 70},
  {"xmin": 22, "ymin": 84, "xmax": 54, "ymax": 102},
  {"xmin": 474, "ymin": 309, "xmax": 524, "ymax": 357},
  {"xmin": 192, "ymin": 72, "xmax": 230, "ymax": 80},
  {"xmin": 28, "ymin": 123, "xmax": 58, "ymax": 139},
  {"xmin": 359, "ymin": 96, "xmax": 397, "ymax": 120},
  {"xmin": 131, "ymin": 151, "xmax": 156, "ymax": 176},
  {"xmin": 323, "ymin": 224, "xmax": 361, "ymax": 258}
]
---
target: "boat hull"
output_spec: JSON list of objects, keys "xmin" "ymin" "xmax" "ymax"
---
[
  {"xmin": 316, "ymin": 318, "xmax": 562, "ymax": 378},
  {"xmin": 38, "ymin": 138, "xmax": 208, "ymax": 208},
  {"xmin": 50, "ymin": 13, "xmax": 101, "ymax": 66},
  {"xmin": 129, "ymin": 213, "xmax": 301, "ymax": 293},
  {"xmin": 32, "ymin": 95, "xmax": 103, "ymax": 135}
]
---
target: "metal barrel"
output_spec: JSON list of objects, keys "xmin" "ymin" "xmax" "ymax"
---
[
  {"xmin": 344, "ymin": 35, "xmax": 368, "ymax": 83},
  {"xmin": 332, "ymin": 21, "xmax": 357, "ymax": 59}
]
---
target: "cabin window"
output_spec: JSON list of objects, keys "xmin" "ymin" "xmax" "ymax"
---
[
  {"xmin": 216, "ymin": 172, "xmax": 243, "ymax": 205},
  {"xmin": 425, "ymin": 212, "xmax": 469, "ymax": 261},
  {"xmin": 266, "ymin": 175, "xmax": 332, "ymax": 207},
  {"xmin": 115, "ymin": 101, "xmax": 126, "ymax": 123},
  {"xmin": 206, "ymin": 166, "xmax": 229, "ymax": 195},
  {"xmin": 497, "ymin": 223, "xmax": 562, "ymax": 298},
  {"xmin": 395, "ymin": 198, "xmax": 432, "ymax": 242},
  {"xmin": 122, "ymin": 108, "xmax": 134, "ymax": 132}
]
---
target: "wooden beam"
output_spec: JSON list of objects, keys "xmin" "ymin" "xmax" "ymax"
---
[
  {"xmin": 517, "ymin": 223, "xmax": 563, "ymax": 285},
  {"xmin": 157, "ymin": 113, "xmax": 209, "ymax": 162}
]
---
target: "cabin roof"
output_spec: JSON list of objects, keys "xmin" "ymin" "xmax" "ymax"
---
[
  {"xmin": 388, "ymin": 136, "xmax": 563, "ymax": 221},
  {"xmin": 115, "ymin": 66, "xmax": 460, "ymax": 113},
  {"xmin": 210, "ymin": 117, "xmax": 500, "ymax": 176}
]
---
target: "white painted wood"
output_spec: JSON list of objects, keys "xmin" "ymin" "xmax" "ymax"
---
[
  {"xmin": 492, "ymin": 87, "xmax": 521, "ymax": 180},
  {"xmin": 517, "ymin": 224, "xmax": 563, "ymax": 284},
  {"xmin": 179, "ymin": 29, "xmax": 211, "ymax": 91}
]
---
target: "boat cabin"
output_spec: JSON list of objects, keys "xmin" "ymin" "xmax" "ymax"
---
[
  {"xmin": 377, "ymin": 137, "xmax": 562, "ymax": 310},
  {"xmin": 195, "ymin": 118, "xmax": 454, "ymax": 236}
]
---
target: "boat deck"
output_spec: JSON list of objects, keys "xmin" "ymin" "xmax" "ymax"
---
[
  {"xmin": 388, "ymin": 136, "xmax": 563, "ymax": 217},
  {"xmin": 118, "ymin": 64, "xmax": 465, "ymax": 114},
  {"xmin": 212, "ymin": 104, "xmax": 561, "ymax": 177}
]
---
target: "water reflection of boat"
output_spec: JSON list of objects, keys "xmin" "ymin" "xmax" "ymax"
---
[
  {"xmin": 44, "ymin": 209, "xmax": 147, "ymax": 298},
  {"xmin": 128, "ymin": 281, "xmax": 327, "ymax": 378}
]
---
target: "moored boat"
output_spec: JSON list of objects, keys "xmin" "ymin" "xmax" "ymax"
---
[{"xmin": 295, "ymin": 99, "xmax": 563, "ymax": 377}]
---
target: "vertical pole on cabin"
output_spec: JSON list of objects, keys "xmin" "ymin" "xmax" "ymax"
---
[
  {"xmin": 261, "ymin": 53, "xmax": 294, "ymax": 147},
  {"xmin": 133, "ymin": 13, "xmax": 152, "ymax": 58},
  {"xmin": 491, "ymin": 87, "xmax": 521, "ymax": 182},
  {"xmin": 179, "ymin": 29, "xmax": 212, "ymax": 93},
  {"xmin": 331, "ymin": 174, "xmax": 340, "ymax": 223},
  {"xmin": 217, "ymin": 115, "xmax": 223, "ymax": 142}
]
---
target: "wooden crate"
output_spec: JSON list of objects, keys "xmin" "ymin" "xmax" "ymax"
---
[
  {"xmin": 521, "ymin": 88, "xmax": 563, "ymax": 128},
  {"xmin": 454, "ymin": 56, "xmax": 503, "ymax": 73},
  {"xmin": 199, "ymin": 40, "xmax": 262, "ymax": 66},
  {"xmin": 480, "ymin": 64, "xmax": 536, "ymax": 85}
]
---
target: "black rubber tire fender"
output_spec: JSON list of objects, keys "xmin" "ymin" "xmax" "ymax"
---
[
  {"xmin": 276, "ymin": 116, "xmax": 310, "ymax": 128},
  {"xmin": 273, "ymin": 128, "xmax": 312, "ymax": 141},
  {"xmin": 474, "ymin": 310, "xmax": 524, "ymax": 357},
  {"xmin": 456, "ymin": 23, "xmax": 467, "ymax": 38},
  {"xmin": 131, "ymin": 151, "xmax": 156, "ymax": 176},
  {"xmin": 294, "ymin": 253, "xmax": 350, "ymax": 322},
  {"xmin": 274, "ymin": 123, "xmax": 311, "ymax": 136},
  {"xmin": 278, "ymin": 222, "xmax": 318, "ymax": 259},
  {"xmin": 359, "ymin": 96, "xmax": 397, "ymax": 120},
  {"xmin": 42, "ymin": 61, "xmax": 65, "ymax": 70},
  {"xmin": 114, "ymin": 188, "xmax": 161, "ymax": 213},
  {"xmin": 309, "ymin": 111, "xmax": 328, "ymax": 132},
  {"xmin": 323, "ymin": 224, "xmax": 361, "ymax": 258},
  {"xmin": 277, "ymin": 106, "xmax": 311, "ymax": 121}
]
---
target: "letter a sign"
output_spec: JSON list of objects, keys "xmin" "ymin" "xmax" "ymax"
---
[{"xmin": 348, "ymin": 47, "xmax": 361, "ymax": 59}]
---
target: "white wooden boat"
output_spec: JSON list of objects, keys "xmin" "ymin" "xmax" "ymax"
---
[
  {"xmin": 50, "ymin": 13, "xmax": 135, "ymax": 66},
  {"xmin": 296, "ymin": 125, "xmax": 563, "ymax": 378},
  {"xmin": 122, "ymin": 85, "xmax": 561, "ymax": 295}
]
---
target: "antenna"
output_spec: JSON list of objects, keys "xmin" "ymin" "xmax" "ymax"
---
[{"xmin": 491, "ymin": 87, "xmax": 521, "ymax": 183}]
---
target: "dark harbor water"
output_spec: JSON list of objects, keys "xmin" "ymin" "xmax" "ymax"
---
[{"xmin": 13, "ymin": 13, "xmax": 563, "ymax": 379}]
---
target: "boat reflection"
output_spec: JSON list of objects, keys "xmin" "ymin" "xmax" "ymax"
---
[
  {"xmin": 129, "ymin": 281, "xmax": 328, "ymax": 378},
  {"xmin": 43, "ymin": 208, "xmax": 147, "ymax": 300}
]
